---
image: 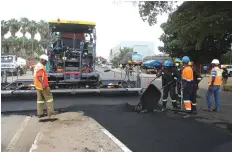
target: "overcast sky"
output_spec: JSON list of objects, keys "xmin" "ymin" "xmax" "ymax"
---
[{"xmin": 1, "ymin": 0, "xmax": 182, "ymax": 59}]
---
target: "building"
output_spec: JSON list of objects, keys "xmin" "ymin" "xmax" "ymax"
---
[
  {"xmin": 110, "ymin": 41, "xmax": 155, "ymax": 61},
  {"xmin": 110, "ymin": 44, "xmax": 121, "ymax": 60}
]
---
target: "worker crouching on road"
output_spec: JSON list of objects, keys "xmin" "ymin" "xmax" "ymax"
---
[
  {"xmin": 205, "ymin": 59, "xmax": 222, "ymax": 112},
  {"xmin": 188, "ymin": 61, "xmax": 202, "ymax": 114},
  {"xmin": 157, "ymin": 60, "xmax": 179, "ymax": 111},
  {"xmin": 34, "ymin": 54, "xmax": 57, "ymax": 118},
  {"xmin": 181, "ymin": 56, "xmax": 194, "ymax": 118}
]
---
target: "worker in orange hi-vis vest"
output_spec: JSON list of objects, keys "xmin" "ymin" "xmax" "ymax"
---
[
  {"xmin": 181, "ymin": 56, "xmax": 194, "ymax": 118},
  {"xmin": 204, "ymin": 59, "xmax": 222, "ymax": 112},
  {"xmin": 34, "ymin": 54, "xmax": 57, "ymax": 118}
]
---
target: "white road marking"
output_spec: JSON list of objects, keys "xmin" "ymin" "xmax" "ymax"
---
[
  {"xmin": 101, "ymin": 128, "xmax": 132, "ymax": 152},
  {"xmin": 5, "ymin": 116, "xmax": 31, "ymax": 152},
  {"xmin": 28, "ymin": 132, "xmax": 43, "ymax": 152}
]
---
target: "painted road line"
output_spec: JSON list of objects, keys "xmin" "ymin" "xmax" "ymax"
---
[
  {"xmin": 101, "ymin": 128, "xmax": 132, "ymax": 152},
  {"xmin": 5, "ymin": 116, "xmax": 31, "ymax": 152},
  {"xmin": 28, "ymin": 132, "xmax": 43, "ymax": 152}
]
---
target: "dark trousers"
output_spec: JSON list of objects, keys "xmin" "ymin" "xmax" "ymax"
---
[
  {"xmin": 162, "ymin": 83, "xmax": 177, "ymax": 108},
  {"xmin": 190, "ymin": 87, "xmax": 197, "ymax": 112},
  {"xmin": 204, "ymin": 70, "xmax": 207, "ymax": 76}
]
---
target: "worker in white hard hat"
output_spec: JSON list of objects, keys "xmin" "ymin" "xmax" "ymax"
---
[
  {"xmin": 34, "ymin": 54, "xmax": 57, "ymax": 119},
  {"xmin": 204, "ymin": 59, "xmax": 222, "ymax": 112}
]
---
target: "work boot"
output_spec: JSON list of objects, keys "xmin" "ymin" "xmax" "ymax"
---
[
  {"xmin": 183, "ymin": 114, "xmax": 192, "ymax": 118},
  {"xmin": 172, "ymin": 101, "xmax": 180, "ymax": 109},
  {"xmin": 203, "ymin": 107, "xmax": 212, "ymax": 112},
  {"xmin": 37, "ymin": 114, "xmax": 46, "ymax": 118},
  {"xmin": 192, "ymin": 110, "xmax": 197, "ymax": 115},
  {"xmin": 161, "ymin": 101, "xmax": 167, "ymax": 112}
]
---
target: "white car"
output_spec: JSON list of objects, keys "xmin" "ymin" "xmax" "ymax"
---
[{"xmin": 225, "ymin": 65, "xmax": 232, "ymax": 77}]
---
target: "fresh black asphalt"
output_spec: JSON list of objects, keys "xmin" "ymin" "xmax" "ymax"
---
[{"xmin": 2, "ymin": 68, "xmax": 232, "ymax": 152}]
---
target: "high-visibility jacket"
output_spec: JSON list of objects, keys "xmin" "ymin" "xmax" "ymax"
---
[
  {"xmin": 209, "ymin": 66, "xmax": 222, "ymax": 85},
  {"xmin": 33, "ymin": 62, "xmax": 46, "ymax": 90},
  {"xmin": 182, "ymin": 66, "xmax": 194, "ymax": 82}
]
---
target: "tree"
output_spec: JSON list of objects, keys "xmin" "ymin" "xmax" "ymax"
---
[
  {"xmin": 138, "ymin": 1, "xmax": 176, "ymax": 26},
  {"xmin": 158, "ymin": 1, "xmax": 232, "ymax": 63},
  {"xmin": 37, "ymin": 20, "xmax": 49, "ymax": 50},
  {"xmin": 1, "ymin": 20, "xmax": 10, "ymax": 39},
  {"xmin": 20, "ymin": 17, "xmax": 29, "ymax": 38},
  {"xmin": 110, "ymin": 47, "xmax": 133, "ymax": 66},
  {"xmin": 8, "ymin": 18, "xmax": 21, "ymax": 37}
]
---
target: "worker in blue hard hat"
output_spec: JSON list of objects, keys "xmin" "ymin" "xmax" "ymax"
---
[
  {"xmin": 181, "ymin": 56, "xmax": 194, "ymax": 118},
  {"xmin": 157, "ymin": 60, "xmax": 179, "ymax": 111},
  {"xmin": 174, "ymin": 58, "xmax": 183, "ymax": 101}
]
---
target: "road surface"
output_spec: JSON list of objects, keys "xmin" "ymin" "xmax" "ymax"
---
[{"xmin": 2, "ymin": 67, "xmax": 232, "ymax": 152}]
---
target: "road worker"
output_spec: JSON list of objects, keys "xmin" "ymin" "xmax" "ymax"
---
[
  {"xmin": 174, "ymin": 58, "xmax": 182, "ymax": 101},
  {"xmin": 34, "ymin": 54, "xmax": 56, "ymax": 118},
  {"xmin": 205, "ymin": 59, "xmax": 222, "ymax": 112},
  {"xmin": 188, "ymin": 61, "xmax": 202, "ymax": 114},
  {"xmin": 221, "ymin": 65, "xmax": 229, "ymax": 90},
  {"xmin": 157, "ymin": 60, "xmax": 179, "ymax": 111},
  {"xmin": 181, "ymin": 56, "xmax": 194, "ymax": 118}
]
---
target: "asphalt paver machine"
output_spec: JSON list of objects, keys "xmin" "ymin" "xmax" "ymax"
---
[{"xmin": 1, "ymin": 19, "xmax": 142, "ymax": 97}]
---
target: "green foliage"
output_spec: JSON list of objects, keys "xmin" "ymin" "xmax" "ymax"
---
[
  {"xmin": 1, "ymin": 17, "xmax": 48, "ymax": 59},
  {"xmin": 113, "ymin": 1, "xmax": 176, "ymax": 25},
  {"xmin": 157, "ymin": 1, "xmax": 232, "ymax": 63},
  {"xmin": 110, "ymin": 47, "xmax": 133, "ymax": 66},
  {"xmin": 138, "ymin": 1, "xmax": 176, "ymax": 26}
]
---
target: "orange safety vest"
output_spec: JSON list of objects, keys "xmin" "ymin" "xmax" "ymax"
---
[
  {"xmin": 209, "ymin": 67, "xmax": 222, "ymax": 85},
  {"xmin": 182, "ymin": 66, "xmax": 194, "ymax": 81},
  {"xmin": 33, "ymin": 62, "xmax": 45, "ymax": 90}
]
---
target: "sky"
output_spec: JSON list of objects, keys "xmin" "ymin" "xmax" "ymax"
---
[{"xmin": 1, "ymin": 0, "xmax": 182, "ymax": 59}]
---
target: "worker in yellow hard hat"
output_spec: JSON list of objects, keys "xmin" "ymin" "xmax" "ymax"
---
[{"xmin": 188, "ymin": 61, "xmax": 193, "ymax": 66}]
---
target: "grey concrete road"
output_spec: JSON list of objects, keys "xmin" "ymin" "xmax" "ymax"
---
[{"xmin": 2, "ymin": 67, "xmax": 232, "ymax": 152}]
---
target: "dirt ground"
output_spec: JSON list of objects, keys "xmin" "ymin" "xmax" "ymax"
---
[{"xmin": 31, "ymin": 112, "xmax": 123, "ymax": 152}]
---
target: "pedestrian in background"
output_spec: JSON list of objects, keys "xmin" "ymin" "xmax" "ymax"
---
[
  {"xmin": 205, "ymin": 59, "xmax": 222, "ymax": 112},
  {"xmin": 203, "ymin": 65, "xmax": 208, "ymax": 76},
  {"xmin": 221, "ymin": 65, "xmax": 229, "ymax": 90}
]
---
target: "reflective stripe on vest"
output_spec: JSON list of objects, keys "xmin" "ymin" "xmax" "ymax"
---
[
  {"xmin": 209, "ymin": 67, "xmax": 222, "ymax": 85},
  {"xmin": 34, "ymin": 62, "xmax": 45, "ymax": 90}
]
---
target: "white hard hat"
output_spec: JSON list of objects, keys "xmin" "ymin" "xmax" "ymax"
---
[
  {"xmin": 211, "ymin": 59, "xmax": 220, "ymax": 65},
  {"xmin": 39, "ymin": 54, "xmax": 48, "ymax": 61}
]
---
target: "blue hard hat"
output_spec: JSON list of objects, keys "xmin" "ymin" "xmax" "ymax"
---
[
  {"xmin": 175, "ymin": 58, "xmax": 181, "ymax": 63},
  {"xmin": 182, "ymin": 56, "xmax": 190, "ymax": 63},
  {"xmin": 164, "ymin": 60, "xmax": 173, "ymax": 67}
]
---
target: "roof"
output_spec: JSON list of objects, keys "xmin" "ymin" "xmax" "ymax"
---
[{"xmin": 48, "ymin": 19, "xmax": 96, "ymax": 33}]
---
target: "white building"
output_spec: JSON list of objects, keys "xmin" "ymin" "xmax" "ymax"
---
[{"xmin": 110, "ymin": 41, "xmax": 155, "ymax": 61}]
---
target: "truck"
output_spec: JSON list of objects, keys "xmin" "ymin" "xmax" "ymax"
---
[
  {"xmin": 1, "ymin": 55, "xmax": 27, "ymax": 75},
  {"xmin": 1, "ymin": 19, "xmax": 141, "ymax": 96}
]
